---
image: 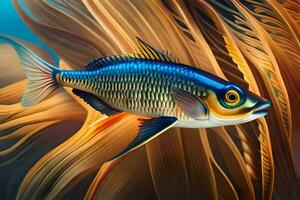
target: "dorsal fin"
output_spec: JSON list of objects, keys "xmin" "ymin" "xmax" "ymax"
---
[
  {"xmin": 135, "ymin": 37, "xmax": 180, "ymax": 63},
  {"xmin": 85, "ymin": 55, "xmax": 135, "ymax": 70},
  {"xmin": 85, "ymin": 38, "xmax": 180, "ymax": 70}
]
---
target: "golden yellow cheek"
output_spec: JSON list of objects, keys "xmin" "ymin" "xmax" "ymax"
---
[{"xmin": 203, "ymin": 93, "xmax": 254, "ymax": 120}]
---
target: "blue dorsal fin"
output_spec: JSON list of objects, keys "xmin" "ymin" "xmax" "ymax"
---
[
  {"xmin": 72, "ymin": 89, "xmax": 121, "ymax": 116},
  {"xmin": 85, "ymin": 38, "xmax": 179, "ymax": 70},
  {"xmin": 112, "ymin": 117, "xmax": 178, "ymax": 160}
]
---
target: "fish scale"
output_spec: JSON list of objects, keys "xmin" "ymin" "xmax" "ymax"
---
[{"xmin": 57, "ymin": 59, "xmax": 207, "ymax": 120}]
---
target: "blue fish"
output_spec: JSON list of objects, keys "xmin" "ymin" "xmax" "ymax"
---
[{"xmin": 1, "ymin": 36, "xmax": 271, "ymax": 158}]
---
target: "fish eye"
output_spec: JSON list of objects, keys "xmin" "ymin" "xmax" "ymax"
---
[{"xmin": 224, "ymin": 89, "xmax": 240, "ymax": 106}]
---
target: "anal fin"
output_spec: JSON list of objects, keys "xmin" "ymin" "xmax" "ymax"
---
[
  {"xmin": 112, "ymin": 117, "xmax": 178, "ymax": 160},
  {"xmin": 72, "ymin": 89, "xmax": 121, "ymax": 116}
]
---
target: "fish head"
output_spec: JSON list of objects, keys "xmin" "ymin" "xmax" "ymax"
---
[{"xmin": 203, "ymin": 83, "xmax": 271, "ymax": 126}]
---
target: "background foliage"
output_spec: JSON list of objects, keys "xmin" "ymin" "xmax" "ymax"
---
[{"xmin": 0, "ymin": 0, "xmax": 299, "ymax": 199}]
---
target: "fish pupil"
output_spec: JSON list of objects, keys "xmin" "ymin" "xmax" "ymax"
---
[{"xmin": 228, "ymin": 94, "xmax": 236, "ymax": 101}]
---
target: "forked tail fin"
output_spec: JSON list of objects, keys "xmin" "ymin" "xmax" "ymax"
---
[{"xmin": 0, "ymin": 35, "xmax": 60, "ymax": 107}]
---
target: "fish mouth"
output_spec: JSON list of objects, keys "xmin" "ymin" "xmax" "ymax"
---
[{"xmin": 252, "ymin": 100, "xmax": 272, "ymax": 117}]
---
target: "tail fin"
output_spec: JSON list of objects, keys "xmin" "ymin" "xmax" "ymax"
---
[{"xmin": 0, "ymin": 35, "xmax": 60, "ymax": 107}]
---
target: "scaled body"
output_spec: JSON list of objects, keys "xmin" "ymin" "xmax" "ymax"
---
[
  {"xmin": 2, "ymin": 36, "xmax": 271, "ymax": 158},
  {"xmin": 58, "ymin": 58, "xmax": 222, "ymax": 124}
]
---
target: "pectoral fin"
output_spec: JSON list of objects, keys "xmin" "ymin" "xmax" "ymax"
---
[
  {"xmin": 112, "ymin": 117, "xmax": 177, "ymax": 160},
  {"xmin": 171, "ymin": 86, "xmax": 208, "ymax": 120}
]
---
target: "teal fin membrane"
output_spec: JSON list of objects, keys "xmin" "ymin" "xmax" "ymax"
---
[
  {"xmin": 72, "ymin": 89, "xmax": 121, "ymax": 116},
  {"xmin": 112, "ymin": 117, "xmax": 177, "ymax": 160}
]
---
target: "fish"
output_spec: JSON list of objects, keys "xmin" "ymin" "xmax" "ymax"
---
[{"xmin": 0, "ymin": 35, "xmax": 271, "ymax": 159}]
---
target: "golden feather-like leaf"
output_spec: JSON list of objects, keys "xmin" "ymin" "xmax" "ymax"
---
[
  {"xmin": 146, "ymin": 128, "xmax": 191, "ymax": 200},
  {"xmin": 85, "ymin": 148, "xmax": 156, "ymax": 200},
  {"xmin": 1, "ymin": 1, "xmax": 298, "ymax": 199}
]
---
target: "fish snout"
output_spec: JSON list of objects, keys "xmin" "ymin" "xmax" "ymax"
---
[{"xmin": 252, "ymin": 100, "xmax": 272, "ymax": 117}]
